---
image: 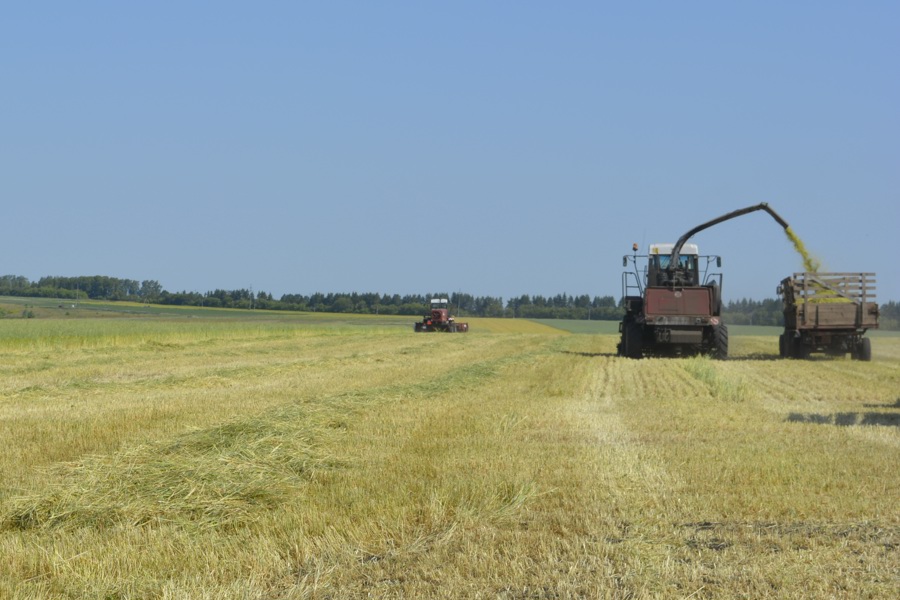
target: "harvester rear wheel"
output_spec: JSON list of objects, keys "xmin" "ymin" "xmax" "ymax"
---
[
  {"xmin": 707, "ymin": 281, "xmax": 722, "ymax": 315},
  {"xmin": 711, "ymin": 324, "xmax": 728, "ymax": 360},
  {"xmin": 623, "ymin": 322, "xmax": 643, "ymax": 359},
  {"xmin": 778, "ymin": 333, "xmax": 786, "ymax": 358}
]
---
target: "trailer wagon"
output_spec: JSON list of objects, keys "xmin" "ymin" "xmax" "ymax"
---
[{"xmin": 777, "ymin": 272, "xmax": 878, "ymax": 360}]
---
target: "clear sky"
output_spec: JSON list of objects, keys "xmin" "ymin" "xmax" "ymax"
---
[{"xmin": 3, "ymin": 2, "xmax": 898, "ymax": 302}]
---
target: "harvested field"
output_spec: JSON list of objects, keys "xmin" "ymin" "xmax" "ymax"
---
[{"xmin": 1, "ymin": 308, "xmax": 897, "ymax": 598}]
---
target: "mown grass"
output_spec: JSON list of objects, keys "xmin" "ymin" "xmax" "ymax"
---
[
  {"xmin": 533, "ymin": 318, "xmax": 622, "ymax": 334},
  {"xmin": 0, "ymin": 309, "xmax": 897, "ymax": 598}
]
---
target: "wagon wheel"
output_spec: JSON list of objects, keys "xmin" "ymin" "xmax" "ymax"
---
[
  {"xmin": 783, "ymin": 333, "xmax": 796, "ymax": 359},
  {"xmin": 857, "ymin": 337, "xmax": 872, "ymax": 362}
]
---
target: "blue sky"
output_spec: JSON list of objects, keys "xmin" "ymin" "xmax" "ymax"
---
[{"xmin": 3, "ymin": 2, "xmax": 897, "ymax": 302}]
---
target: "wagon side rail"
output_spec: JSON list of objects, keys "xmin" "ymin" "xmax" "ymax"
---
[{"xmin": 789, "ymin": 272, "xmax": 877, "ymax": 329}]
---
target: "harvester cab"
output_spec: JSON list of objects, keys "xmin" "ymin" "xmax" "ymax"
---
[
  {"xmin": 622, "ymin": 243, "xmax": 723, "ymax": 314},
  {"xmin": 648, "ymin": 243, "xmax": 702, "ymax": 287}
]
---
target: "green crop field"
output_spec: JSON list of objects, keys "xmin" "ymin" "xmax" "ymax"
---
[{"xmin": 1, "ymin": 301, "xmax": 898, "ymax": 598}]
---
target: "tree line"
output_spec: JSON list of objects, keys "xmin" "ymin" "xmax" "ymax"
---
[
  {"xmin": 722, "ymin": 298, "xmax": 900, "ymax": 330},
  {"xmin": 0, "ymin": 275, "xmax": 162, "ymax": 301},
  {"xmin": 0, "ymin": 275, "xmax": 624, "ymax": 319},
  {"xmin": 2, "ymin": 274, "xmax": 898, "ymax": 328},
  {"xmin": 720, "ymin": 298, "xmax": 784, "ymax": 326},
  {"xmin": 140, "ymin": 289, "xmax": 626, "ymax": 320}
]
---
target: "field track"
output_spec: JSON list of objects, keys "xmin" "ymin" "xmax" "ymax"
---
[{"xmin": 0, "ymin": 305, "xmax": 898, "ymax": 598}]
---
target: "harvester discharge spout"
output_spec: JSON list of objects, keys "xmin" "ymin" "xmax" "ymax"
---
[{"xmin": 668, "ymin": 202, "xmax": 789, "ymax": 283}]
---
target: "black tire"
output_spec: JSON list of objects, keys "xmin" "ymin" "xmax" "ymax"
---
[
  {"xmin": 795, "ymin": 342, "xmax": 810, "ymax": 360},
  {"xmin": 624, "ymin": 322, "xmax": 643, "ymax": 359},
  {"xmin": 858, "ymin": 337, "xmax": 872, "ymax": 362},
  {"xmin": 778, "ymin": 333, "xmax": 786, "ymax": 358},
  {"xmin": 617, "ymin": 319, "xmax": 630, "ymax": 357},
  {"xmin": 783, "ymin": 333, "xmax": 797, "ymax": 359},
  {"xmin": 707, "ymin": 281, "xmax": 722, "ymax": 316},
  {"xmin": 783, "ymin": 331, "xmax": 802, "ymax": 358},
  {"xmin": 711, "ymin": 324, "xmax": 728, "ymax": 360}
]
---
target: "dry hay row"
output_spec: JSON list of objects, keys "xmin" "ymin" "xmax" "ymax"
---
[
  {"xmin": 0, "ymin": 330, "xmax": 519, "ymax": 493},
  {"xmin": 0, "ymin": 340, "xmax": 550, "ymax": 534},
  {"xmin": 598, "ymin": 351, "xmax": 898, "ymax": 597},
  {"xmin": 0, "ymin": 336, "xmax": 561, "ymax": 598}
]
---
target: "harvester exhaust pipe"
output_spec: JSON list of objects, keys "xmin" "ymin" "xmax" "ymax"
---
[{"xmin": 669, "ymin": 202, "xmax": 790, "ymax": 277}]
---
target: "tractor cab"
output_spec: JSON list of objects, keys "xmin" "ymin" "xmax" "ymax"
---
[
  {"xmin": 429, "ymin": 298, "xmax": 450, "ymax": 322},
  {"xmin": 430, "ymin": 298, "xmax": 449, "ymax": 310}
]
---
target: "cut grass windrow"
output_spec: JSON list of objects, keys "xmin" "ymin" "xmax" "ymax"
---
[
  {"xmin": 2, "ymin": 351, "xmax": 540, "ymax": 534},
  {"xmin": 0, "ymin": 315, "xmax": 897, "ymax": 598}
]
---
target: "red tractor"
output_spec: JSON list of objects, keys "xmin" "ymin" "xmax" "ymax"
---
[{"xmin": 414, "ymin": 298, "xmax": 469, "ymax": 332}]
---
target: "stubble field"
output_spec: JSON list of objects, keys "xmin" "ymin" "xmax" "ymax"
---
[{"xmin": 1, "ymin": 301, "xmax": 898, "ymax": 598}]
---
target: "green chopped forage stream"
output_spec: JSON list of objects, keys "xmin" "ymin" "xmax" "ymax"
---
[{"xmin": 785, "ymin": 227, "xmax": 821, "ymax": 273}]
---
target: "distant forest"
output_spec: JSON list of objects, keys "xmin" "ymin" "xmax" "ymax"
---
[{"xmin": 2, "ymin": 274, "xmax": 898, "ymax": 329}]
